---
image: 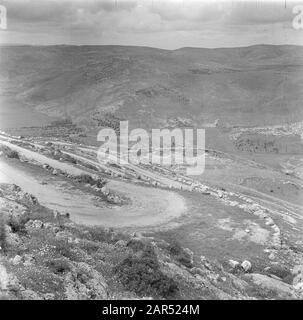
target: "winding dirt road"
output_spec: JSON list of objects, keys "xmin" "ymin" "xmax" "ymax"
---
[{"xmin": 0, "ymin": 137, "xmax": 187, "ymax": 228}]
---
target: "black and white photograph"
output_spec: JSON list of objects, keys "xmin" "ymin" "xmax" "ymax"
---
[{"xmin": 0, "ymin": 0, "xmax": 303, "ymax": 305}]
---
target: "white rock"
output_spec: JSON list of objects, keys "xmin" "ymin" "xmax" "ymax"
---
[
  {"xmin": 292, "ymin": 265, "xmax": 303, "ymax": 276},
  {"xmin": 12, "ymin": 255, "xmax": 22, "ymax": 266},
  {"xmin": 218, "ymin": 191, "xmax": 223, "ymax": 198},
  {"xmin": 241, "ymin": 260, "xmax": 252, "ymax": 272},
  {"xmin": 228, "ymin": 259, "xmax": 240, "ymax": 269},
  {"xmin": 293, "ymin": 282, "xmax": 303, "ymax": 290},
  {"xmin": 265, "ymin": 217, "xmax": 274, "ymax": 226}
]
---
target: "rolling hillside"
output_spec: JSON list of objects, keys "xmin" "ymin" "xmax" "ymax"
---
[{"xmin": 1, "ymin": 44, "xmax": 303, "ymax": 130}]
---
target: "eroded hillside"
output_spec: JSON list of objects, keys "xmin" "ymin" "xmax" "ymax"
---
[{"xmin": 1, "ymin": 44, "xmax": 303, "ymax": 129}]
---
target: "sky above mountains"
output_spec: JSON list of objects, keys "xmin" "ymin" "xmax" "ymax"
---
[{"xmin": 0, "ymin": 0, "xmax": 302, "ymax": 49}]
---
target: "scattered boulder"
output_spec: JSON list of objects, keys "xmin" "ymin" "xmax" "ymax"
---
[
  {"xmin": 228, "ymin": 259, "xmax": 240, "ymax": 269},
  {"xmin": 218, "ymin": 191, "xmax": 224, "ymax": 198},
  {"xmin": 23, "ymin": 254, "xmax": 35, "ymax": 267},
  {"xmin": 265, "ymin": 217, "xmax": 274, "ymax": 226},
  {"xmin": 241, "ymin": 260, "xmax": 252, "ymax": 272},
  {"xmin": 11, "ymin": 255, "xmax": 22, "ymax": 266}
]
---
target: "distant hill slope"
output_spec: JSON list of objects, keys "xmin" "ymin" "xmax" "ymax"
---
[{"xmin": 1, "ymin": 44, "xmax": 303, "ymax": 129}]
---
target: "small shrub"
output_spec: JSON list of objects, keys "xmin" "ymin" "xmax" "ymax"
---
[
  {"xmin": 126, "ymin": 239, "xmax": 146, "ymax": 252},
  {"xmin": 177, "ymin": 252, "xmax": 193, "ymax": 268},
  {"xmin": 95, "ymin": 179, "xmax": 107, "ymax": 188},
  {"xmin": 6, "ymin": 149, "xmax": 19, "ymax": 159},
  {"xmin": 7, "ymin": 215, "xmax": 29, "ymax": 234},
  {"xmin": 76, "ymin": 174, "xmax": 95, "ymax": 185},
  {"xmin": 46, "ymin": 258, "xmax": 71, "ymax": 274},
  {"xmin": 53, "ymin": 239, "xmax": 85, "ymax": 262},
  {"xmin": 54, "ymin": 239, "xmax": 74, "ymax": 257},
  {"xmin": 168, "ymin": 241, "xmax": 183, "ymax": 256},
  {"xmin": 62, "ymin": 153, "xmax": 77, "ymax": 164},
  {"xmin": 114, "ymin": 246, "xmax": 179, "ymax": 299},
  {"xmin": 168, "ymin": 240, "xmax": 192, "ymax": 268}
]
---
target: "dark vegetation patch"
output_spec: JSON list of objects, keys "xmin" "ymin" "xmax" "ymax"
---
[
  {"xmin": 1, "ymin": 146, "xmax": 20, "ymax": 159},
  {"xmin": 114, "ymin": 242, "xmax": 179, "ymax": 299},
  {"xmin": 7, "ymin": 214, "xmax": 29, "ymax": 235},
  {"xmin": 76, "ymin": 174, "xmax": 106, "ymax": 188},
  {"xmin": 167, "ymin": 240, "xmax": 193, "ymax": 268},
  {"xmin": 126, "ymin": 238, "xmax": 146, "ymax": 252},
  {"xmin": 46, "ymin": 258, "xmax": 71, "ymax": 274},
  {"xmin": 49, "ymin": 149, "xmax": 77, "ymax": 164}
]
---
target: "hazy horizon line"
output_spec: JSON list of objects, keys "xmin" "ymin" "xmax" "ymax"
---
[{"xmin": 0, "ymin": 42, "xmax": 303, "ymax": 51}]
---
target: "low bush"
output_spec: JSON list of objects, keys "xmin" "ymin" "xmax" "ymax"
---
[
  {"xmin": 76, "ymin": 174, "xmax": 95, "ymax": 185},
  {"xmin": 6, "ymin": 149, "xmax": 20, "ymax": 159},
  {"xmin": 177, "ymin": 252, "xmax": 193, "ymax": 268},
  {"xmin": 168, "ymin": 241, "xmax": 183, "ymax": 256},
  {"xmin": 62, "ymin": 153, "xmax": 77, "ymax": 164},
  {"xmin": 114, "ymin": 245, "xmax": 179, "ymax": 299},
  {"xmin": 126, "ymin": 239, "xmax": 146, "ymax": 252},
  {"xmin": 46, "ymin": 258, "xmax": 71, "ymax": 274},
  {"xmin": 168, "ymin": 240, "xmax": 193, "ymax": 268},
  {"xmin": 95, "ymin": 179, "xmax": 106, "ymax": 188},
  {"xmin": 7, "ymin": 214, "xmax": 29, "ymax": 234}
]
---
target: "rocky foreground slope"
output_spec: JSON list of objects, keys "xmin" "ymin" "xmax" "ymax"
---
[{"xmin": 0, "ymin": 183, "xmax": 302, "ymax": 300}]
